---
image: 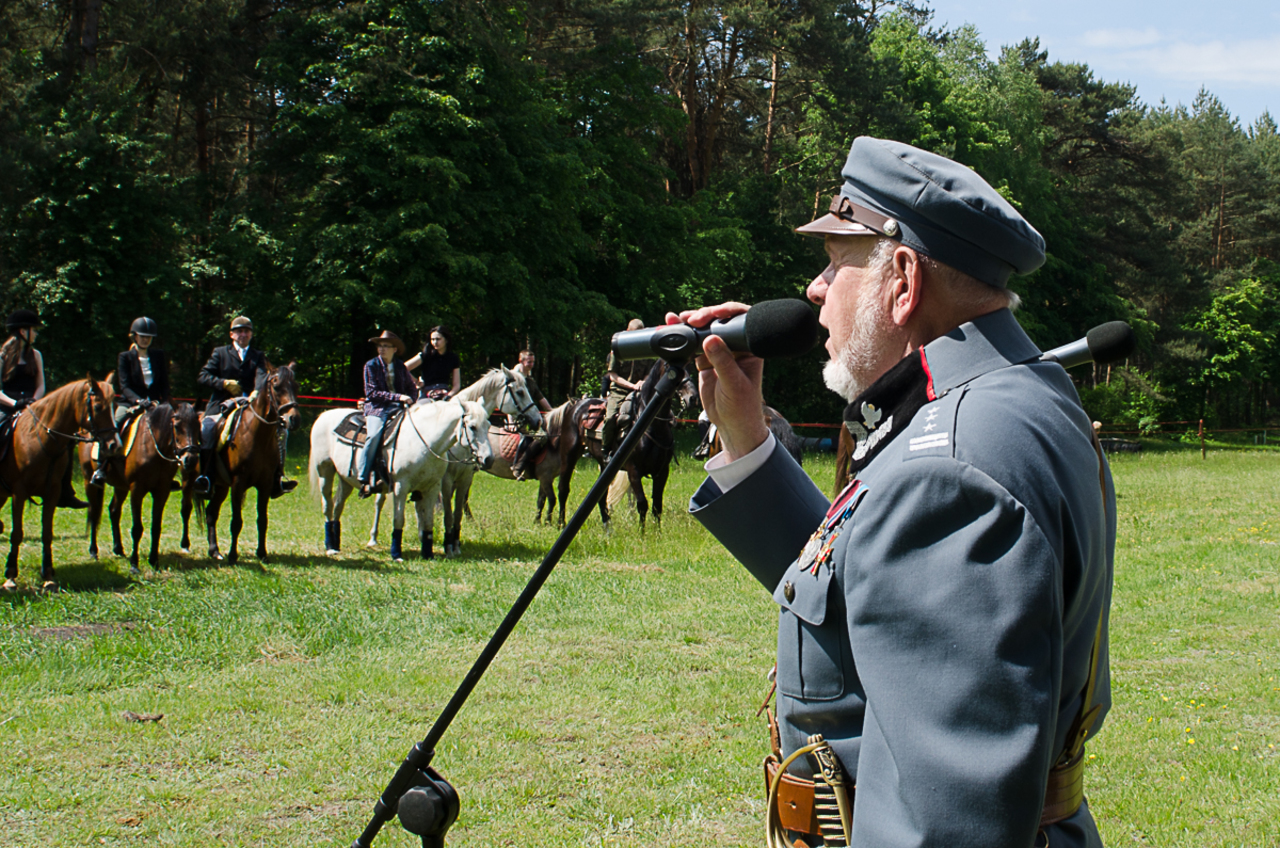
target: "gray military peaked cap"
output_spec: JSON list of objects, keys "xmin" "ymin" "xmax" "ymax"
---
[{"xmin": 797, "ymin": 137, "xmax": 1046, "ymax": 288}]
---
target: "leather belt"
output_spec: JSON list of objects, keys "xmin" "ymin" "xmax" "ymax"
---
[{"xmin": 765, "ymin": 746, "xmax": 1086, "ymax": 840}]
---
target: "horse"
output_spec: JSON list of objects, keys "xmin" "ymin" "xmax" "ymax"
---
[
  {"xmin": 554, "ymin": 396, "xmax": 612, "ymax": 528},
  {"xmin": 80, "ymin": 403, "xmax": 200, "ymax": 574},
  {"xmin": 361, "ymin": 366, "xmax": 542, "ymax": 557},
  {"xmin": 833, "ymin": 425, "xmax": 854, "ymax": 497},
  {"xmin": 434, "ymin": 401, "xmax": 569, "ymax": 557},
  {"xmin": 310, "ymin": 399, "xmax": 493, "ymax": 562},
  {"xmin": 181, "ymin": 365, "xmax": 302, "ymax": 563},
  {"xmin": 1, "ymin": 375, "xmax": 120, "ymax": 590},
  {"xmin": 600, "ymin": 360, "xmax": 697, "ymax": 530}
]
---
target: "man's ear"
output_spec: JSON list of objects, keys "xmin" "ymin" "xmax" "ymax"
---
[{"xmin": 888, "ymin": 245, "xmax": 925, "ymax": 326}]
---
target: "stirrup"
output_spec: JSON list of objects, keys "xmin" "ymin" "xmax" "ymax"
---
[
  {"xmin": 193, "ymin": 476, "xmax": 212, "ymax": 496},
  {"xmin": 88, "ymin": 468, "xmax": 108, "ymax": 489}
]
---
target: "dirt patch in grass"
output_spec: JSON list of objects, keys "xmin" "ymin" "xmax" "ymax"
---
[{"xmin": 29, "ymin": 621, "xmax": 136, "ymax": 640}]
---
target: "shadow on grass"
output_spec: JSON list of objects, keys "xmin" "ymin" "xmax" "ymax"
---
[
  {"xmin": 451, "ymin": 539, "xmax": 555, "ymax": 562},
  {"xmin": 0, "ymin": 559, "xmax": 133, "ymax": 599}
]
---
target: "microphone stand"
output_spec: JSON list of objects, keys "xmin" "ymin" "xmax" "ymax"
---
[{"xmin": 352, "ymin": 359, "xmax": 691, "ymax": 848}]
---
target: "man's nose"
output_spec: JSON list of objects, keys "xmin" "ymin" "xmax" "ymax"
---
[{"xmin": 807, "ymin": 266, "xmax": 833, "ymax": 304}]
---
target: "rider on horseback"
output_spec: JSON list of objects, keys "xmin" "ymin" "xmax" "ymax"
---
[
  {"xmin": 88, "ymin": 317, "xmax": 172, "ymax": 490},
  {"xmin": 601, "ymin": 318, "xmax": 651, "ymax": 456},
  {"xmin": 193, "ymin": 316, "xmax": 296, "ymax": 498},
  {"xmin": 358, "ymin": 331, "xmax": 416, "ymax": 498},
  {"xmin": 1, "ymin": 309, "xmax": 90, "ymax": 509},
  {"xmin": 509, "ymin": 349, "xmax": 553, "ymax": 481}
]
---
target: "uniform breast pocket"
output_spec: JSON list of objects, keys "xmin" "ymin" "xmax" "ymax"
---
[{"xmin": 774, "ymin": 564, "xmax": 848, "ymax": 701}]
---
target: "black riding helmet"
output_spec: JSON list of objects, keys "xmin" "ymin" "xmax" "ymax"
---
[
  {"xmin": 130, "ymin": 316, "xmax": 158, "ymax": 337},
  {"xmin": 6, "ymin": 309, "xmax": 43, "ymax": 335}
]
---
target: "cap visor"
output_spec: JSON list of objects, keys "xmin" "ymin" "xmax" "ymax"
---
[{"xmin": 795, "ymin": 214, "xmax": 877, "ymax": 238}]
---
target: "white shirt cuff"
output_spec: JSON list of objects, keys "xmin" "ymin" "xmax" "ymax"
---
[{"xmin": 705, "ymin": 432, "xmax": 777, "ymax": 493}]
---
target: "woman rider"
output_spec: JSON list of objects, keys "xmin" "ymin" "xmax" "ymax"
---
[
  {"xmin": 359, "ymin": 331, "xmax": 416, "ymax": 498},
  {"xmin": 87, "ymin": 317, "xmax": 172, "ymax": 489},
  {"xmin": 0, "ymin": 309, "xmax": 88, "ymax": 508},
  {"xmin": 404, "ymin": 324, "xmax": 460, "ymax": 400}
]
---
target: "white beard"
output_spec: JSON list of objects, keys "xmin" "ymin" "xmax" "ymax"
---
[{"xmin": 823, "ymin": 280, "xmax": 899, "ymax": 403}]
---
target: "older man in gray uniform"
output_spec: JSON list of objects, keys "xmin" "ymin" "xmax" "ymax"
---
[{"xmin": 680, "ymin": 138, "xmax": 1115, "ymax": 848}]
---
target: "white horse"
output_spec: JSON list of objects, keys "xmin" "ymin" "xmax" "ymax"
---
[
  {"xmin": 309, "ymin": 399, "xmax": 493, "ymax": 562},
  {"xmin": 364, "ymin": 366, "xmax": 542, "ymax": 557}
]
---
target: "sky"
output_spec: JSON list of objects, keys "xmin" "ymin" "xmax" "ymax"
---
[{"xmin": 920, "ymin": 0, "xmax": 1280, "ymax": 129}]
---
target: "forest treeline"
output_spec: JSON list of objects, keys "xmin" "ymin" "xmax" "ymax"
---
[{"xmin": 3, "ymin": 0, "xmax": 1279, "ymax": 430}]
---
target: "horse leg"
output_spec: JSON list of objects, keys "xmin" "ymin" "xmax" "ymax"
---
[
  {"xmin": 4, "ymin": 498, "xmax": 24, "ymax": 589},
  {"xmin": 206, "ymin": 486, "xmax": 227, "ymax": 561},
  {"xmin": 256, "ymin": 486, "xmax": 270, "ymax": 562},
  {"xmin": 390, "ymin": 491, "xmax": 407, "ymax": 562},
  {"xmin": 226, "ymin": 486, "xmax": 245, "ymax": 564},
  {"xmin": 320, "ymin": 469, "xmax": 339, "ymax": 554},
  {"xmin": 180, "ymin": 489, "xmax": 193, "ymax": 552},
  {"xmin": 149, "ymin": 488, "xmax": 169, "ymax": 569},
  {"xmin": 412, "ymin": 490, "xmax": 433, "ymax": 561},
  {"xmin": 367, "ymin": 492, "xmax": 385, "ymax": 548},
  {"xmin": 129, "ymin": 486, "xmax": 146, "ymax": 575},
  {"xmin": 40, "ymin": 497, "xmax": 57, "ymax": 588},
  {"xmin": 86, "ymin": 479, "xmax": 104, "ymax": 560},
  {"xmin": 651, "ymin": 464, "xmax": 670, "ymax": 529},
  {"xmin": 109, "ymin": 489, "xmax": 126, "ymax": 557},
  {"xmin": 630, "ymin": 467, "xmax": 649, "ymax": 532}
]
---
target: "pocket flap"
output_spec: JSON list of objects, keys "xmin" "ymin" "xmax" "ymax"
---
[{"xmin": 773, "ymin": 562, "xmax": 833, "ymax": 626}]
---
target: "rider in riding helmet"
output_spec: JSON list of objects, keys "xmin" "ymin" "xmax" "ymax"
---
[
  {"xmin": 358, "ymin": 330, "xmax": 416, "ymax": 498},
  {"xmin": 405, "ymin": 324, "xmax": 461, "ymax": 400},
  {"xmin": 601, "ymin": 318, "xmax": 651, "ymax": 456},
  {"xmin": 1, "ymin": 309, "xmax": 89, "ymax": 509},
  {"xmin": 194, "ymin": 316, "xmax": 296, "ymax": 498},
  {"xmin": 87, "ymin": 317, "xmax": 174, "ymax": 489}
]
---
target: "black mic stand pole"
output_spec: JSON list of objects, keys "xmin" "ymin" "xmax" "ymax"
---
[{"xmin": 353, "ymin": 359, "xmax": 691, "ymax": 848}]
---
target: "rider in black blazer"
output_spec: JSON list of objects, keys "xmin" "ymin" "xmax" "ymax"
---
[{"xmin": 89, "ymin": 317, "xmax": 175, "ymax": 489}]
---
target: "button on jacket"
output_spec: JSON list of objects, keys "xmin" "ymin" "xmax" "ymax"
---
[{"xmin": 691, "ymin": 309, "xmax": 1116, "ymax": 848}]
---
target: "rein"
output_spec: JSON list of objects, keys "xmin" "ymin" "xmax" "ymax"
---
[
  {"xmin": 501, "ymin": 375, "xmax": 539, "ymax": 428},
  {"xmin": 26, "ymin": 386, "xmax": 116, "ymax": 456},
  {"xmin": 144, "ymin": 410, "xmax": 198, "ymax": 464},
  {"xmin": 408, "ymin": 402, "xmax": 487, "ymax": 468}
]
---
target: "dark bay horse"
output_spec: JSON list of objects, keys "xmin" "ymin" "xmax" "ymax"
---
[
  {"xmin": 80, "ymin": 403, "xmax": 200, "ymax": 573},
  {"xmin": 555, "ymin": 396, "xmax": 611, "ymax": 528},
  {"xmin": 182, "ymin": 365, "xmax": 300, "ymax": 562},
  {"xmin": 1, "ymin": 376, "xmax": 119, "ymax": 590},
  {"xmin": 602, "ymin": 360, "xmax": 695, "ymax": 530}
]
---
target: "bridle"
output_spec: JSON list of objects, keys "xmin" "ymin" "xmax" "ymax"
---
[
  {"xmin": 412, "ymin": 401, "xmax": 488, "ymax": 468},
  {"xmin": 146, "ymin": 408, "xmax": 200, "ymax": 465},
  {"xmin": 243, "ymin": 371, "xmax": 298, "ymax": 428},
  {"xmin": 501, "ymin": 374, "xmax": 540, "ymax": 430}
]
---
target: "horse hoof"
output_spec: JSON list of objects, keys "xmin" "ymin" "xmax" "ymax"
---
[
  {"xmin": 41, "ymin": 580, "xmax": 59, "ymax": 592},
  {"xmin": 325, "ymin": 548, "xmax": 340, "ymax": 556},
  {"xmin": 179, "ymin": 547, "xmax": 191, "ymax": 554},
  {"xmin": 130, "ymin": 566, "xmax": 141, "ymax": 577},
  {"xmin": 2, "ymin": 578, "xmax": 16, "ymax": 591},
  {"xmin": 211, "ymin": 552, "xmax": 224, "ymax": 562},
  {"xmin": 365, "ymin": 540, "xmax": 378, "ymax": 549},
  {"xmin": 390, "ymin": 555, "xmax": 404, "ymax": 563},
  {"xmin": 257, "ymin": 552, "xmax": 269, "ymax": 563},
  {"xmin": 226, "ymin": 552, "xmax": 239, "ymax": 564}
]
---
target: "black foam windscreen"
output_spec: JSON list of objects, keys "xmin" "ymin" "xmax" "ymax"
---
[
  {"xmin": 1085, "ymin": 321, "xmax": 1136, "ymax": 365},
  {"xmin": 743, "ymin": 299, "xmax": 820, "ymax": 359}
]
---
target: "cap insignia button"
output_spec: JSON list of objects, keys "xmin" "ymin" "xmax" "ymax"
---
[{"xmin": 883, "ymin": 218, "xmax": 900, "ymax": 237}]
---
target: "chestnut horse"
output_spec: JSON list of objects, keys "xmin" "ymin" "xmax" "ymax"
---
[
  {"xmin": 1, "ymin": 376, "xmax": 120, "ymax": 590},
  {"xmin": 182, "ymin": 365, "xmax": 301, "ymax": 562},
  {"xmin": 80, "ymin": 403, "xmax": 200, "ymax": 573}
]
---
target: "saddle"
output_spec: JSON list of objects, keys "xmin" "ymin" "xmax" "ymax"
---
[
  {"xmin": 217, "ymin": 403, "xmax": 247, "ymax": 450},
  {"xmin": 335, "ymin": 409, "xmax": 406, "ymax": 478}
]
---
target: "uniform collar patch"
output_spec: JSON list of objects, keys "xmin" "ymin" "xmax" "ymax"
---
[{"xmin": 842, "ymin": 348, "xmax": 936, "ymax": 477}]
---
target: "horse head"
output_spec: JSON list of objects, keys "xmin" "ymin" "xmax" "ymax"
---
[
  {"xmin": 171, "ymin": 403, "xmax": 202, "ymax": 478},
  {"xmin": 457, "ymin": 401, "xmax": 494, "ymax": 471},
  {"xmin": 267, "ymin": 363, "xmax": 302, "ymax": 431},
  {"xmin": 84, "ymin": 372, "xmax": 121, "ymax": 454},
  {"xmin": 499, "ymin": 365, "xmax": 542, "ymax": 431}
]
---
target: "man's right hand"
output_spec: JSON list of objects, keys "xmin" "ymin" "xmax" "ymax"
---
[
  {"xmin": 224, "ymin": 379, "xmax": 242, "ymax": 395},
  {"xmin": 667, "ymin": 303, "xmax": 768, "ymax": 461}
]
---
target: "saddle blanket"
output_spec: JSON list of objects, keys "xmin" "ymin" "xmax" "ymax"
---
[
  {"xmin": 494, "ymin": 429, "xmax": 549, "ymax": 467},
  {"xmin": 91, "ymin": 414, "xmax": 144, "ymax": 462}
]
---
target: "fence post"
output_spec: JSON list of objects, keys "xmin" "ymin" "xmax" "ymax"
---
[{"xmin": 1199, "ymin": 419, "xmax": 1205, "ymax": 459}]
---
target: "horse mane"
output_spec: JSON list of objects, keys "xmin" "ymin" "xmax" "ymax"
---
[
  {"xmin": 34, "ymin": 375, "xmax": 111, "ymax": 409},
  {"xmin": 545, "ymin": 402, "xmax": 567, "ymax": 437},
  {"xmin": 456, "ymin": 367, "xmax": 526, "ymax": 404},
  {"xmin": 638, "ymin": 359, "xmax": 666, "ymax": 406}
]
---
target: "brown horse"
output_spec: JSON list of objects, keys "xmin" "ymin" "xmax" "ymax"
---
[
  {"xmin": 695, "ymin": 404, "xmax": 805, "ymax": 467},
  {"xmin": 1, "ymin": 376, "xmax": 120, "ymax": 590},
  {"xmin": 182, "ymin": 365, "xmax": 300, "ymax": 562},
  {"xmin": 555, "ymin": 396, "xmax": 611, "ymax": 528},
  {"xmin": 80, "ymin": 403, "xmax": 200, "ymax": 573}
]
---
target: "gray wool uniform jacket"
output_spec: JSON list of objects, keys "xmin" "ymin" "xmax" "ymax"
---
[{"xmin": 691, "ymin": 309, "xmax": 1116, "ymax": 848}]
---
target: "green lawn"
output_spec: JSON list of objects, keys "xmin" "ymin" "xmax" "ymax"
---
[{"xmin": 1, "ymin": 436, "xmax": 1277, "ymax": 846}]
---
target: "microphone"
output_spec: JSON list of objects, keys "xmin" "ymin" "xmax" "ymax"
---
[
  {"xmin": 1040, "ymin": 321, "xmax": 1135, "ymax": 369},
  {"xmin": 611, "ymin": 299, "xmax": 820, "ymax": 362}
]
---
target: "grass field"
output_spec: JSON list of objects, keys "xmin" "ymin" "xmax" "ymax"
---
[{"xmin": 1, "ymin": 433, "xmax": 1278, "ymax": 846}]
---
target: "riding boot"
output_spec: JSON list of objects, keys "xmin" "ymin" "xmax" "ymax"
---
[
  {"xmin": 194, "ymin": 449, "xmax": 214, "ymax": 497},
  {"xmin": 271, "ymin": 470, "xmax": 298, "ymax": 499},
  {"xmin": 511, "ymin": 436, "xmax": 531, "ymax": 481},
  {"xmin": 324, "ymin": 520, "xmax": 339, "ymax": 553},
  {"xmin": 390, "ymin": 529, "xmax": 404, "ymax": 562},
  {"xmin": 88, "ymin": 458, "xmax": 111, "ymax": 489},
  {"xmin": 58, "ymin": 463, "xmax": 89, "ymax": 509}
]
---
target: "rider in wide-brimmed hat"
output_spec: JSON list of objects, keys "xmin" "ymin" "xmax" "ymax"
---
[
  {"xmin": 358, "ymin": 330, "xmax": 416, "ymax": 498},
  {"xmin": 1, "ymin": 309, "xmax": 90, "ymax": 508}
]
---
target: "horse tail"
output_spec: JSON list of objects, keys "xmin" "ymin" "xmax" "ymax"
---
[{"xmin": 606, "ymin": 468, "xmax": 631, "ymax": 512}]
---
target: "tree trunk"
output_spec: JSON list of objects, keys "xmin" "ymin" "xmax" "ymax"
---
[{"xmin": 764, "ymin": 46, "xmax": 779, "ymax": 174}]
